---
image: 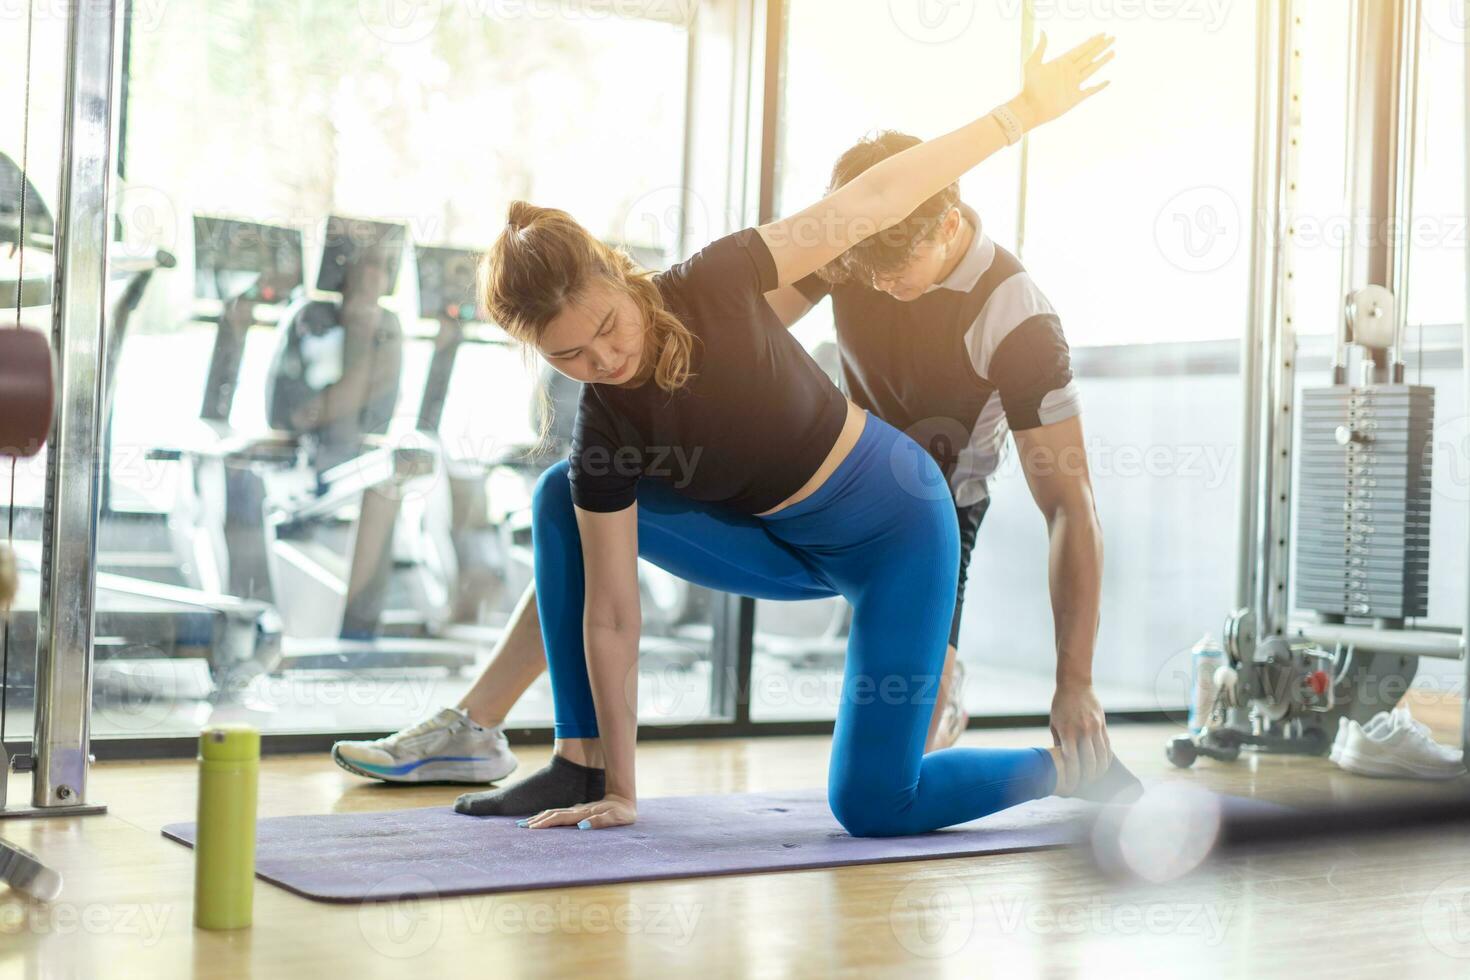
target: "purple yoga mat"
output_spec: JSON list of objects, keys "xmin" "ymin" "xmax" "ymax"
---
[{"xmin": 161, "ymin": 788, "xmax": 1252, "ymax": 903}]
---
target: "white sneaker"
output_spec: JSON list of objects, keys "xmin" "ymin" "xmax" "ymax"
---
[
  {"xmin": 933, "ymin": 660, "xmax": 968, "ymax": 749},
  {"xmin": 332, "ymin": 707, "xmax": 518, "ymax": 784},
  {"xmin": 1334, "ymin": 712, "xmax": 1467, "ymax": 780},
  {"xmin": 1386, "ymin": 707, "xmax": 1463, "ymax": 766},
  {"xmin": 1328, "ymin": 711, "xmax": 1393, "ymax": 765}
]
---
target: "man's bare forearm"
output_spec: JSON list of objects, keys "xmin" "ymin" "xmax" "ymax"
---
[{"xmin": 1047, "ymin": 502, "xmax": 1104, "ymax": 687}]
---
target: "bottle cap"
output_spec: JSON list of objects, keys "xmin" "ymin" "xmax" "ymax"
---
[{"xmin": 199, "ymin": 724, "xmax": 260, "ymax": 762}]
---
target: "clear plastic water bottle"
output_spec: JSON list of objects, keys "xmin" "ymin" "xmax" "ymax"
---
[{"xmin": 1188, "ymin": 635, "xmax": 1226, "ymax": 735}]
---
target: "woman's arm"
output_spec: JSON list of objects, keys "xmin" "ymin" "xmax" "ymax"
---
[
  {"xmin": 575, "ymin": 504, "xmax": 642, "ymax": 805},
  {"xmin": 756, "ymin": 32, "xmax": 1114, "ymax": 288},
  {"xmin": 524, "ymin": 503, "xmax": 643, "ymax": 830}
]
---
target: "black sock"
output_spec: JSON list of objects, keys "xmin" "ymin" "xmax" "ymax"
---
[
  {"xmin": 453, "ymin": 756, "xmax": 605, "ymax": 817},
  {"xmin": 1070, "ymin": 754, "xmax": 1144, "ymax": 804}
]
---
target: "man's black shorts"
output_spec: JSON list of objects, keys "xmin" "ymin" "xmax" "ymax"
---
[{"xmin": 947, "ymin": 496, "xmax": 990, "ymax": 649}]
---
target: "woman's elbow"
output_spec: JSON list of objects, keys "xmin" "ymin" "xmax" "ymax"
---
[{"xmin": 585, "ymin": 599, "xmax": 642, "ymax": 637}]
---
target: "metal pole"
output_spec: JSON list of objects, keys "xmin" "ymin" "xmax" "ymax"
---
[
  {"xmin": 1235, "ymin": 0, "xmax": 1280, "ymax": 614},
  {"xmin": 1389, "ymin": 0, "xmax": 1421, "ymax": 381},
  {"xmin": 32, "ymin": 0, "xmax": 118, "ymax": 809},
  {"xmin": 1334, "ymin": 0, "xmax": 1363, "ymax": 383},
  {"xmin": 1253, "ymin": 0, "xmax": 1298, "ymax": 639},
  {"xmin": 1462, "ymin": 1, "xmax": 1470, "ymax": 757}
]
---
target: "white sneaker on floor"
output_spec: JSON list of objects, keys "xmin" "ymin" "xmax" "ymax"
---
[
  {"xmin": 1328, "ymin": 711, "xmax": 1393, "ymax": 765},
  {"xmin": 1334, "ymin": 710, "xmax": 1466, "ymax": 780},
  {"xmin": 1385, "ymin": 707, "xmax": 1464, "ymax": 766},
  {"xmin": 933, "ymin": 660, "xmax": 968, "ymax": 749},
  {"xmin": 332, "ymin": 707, "xmax": 518, "ymax": 784}
]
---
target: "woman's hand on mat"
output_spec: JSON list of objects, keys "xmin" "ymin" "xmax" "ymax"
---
[
  {"xmin": 520, "ymin": 794, "xmax": 637, "ymax": 831},
  {"xmin": 1014, "ymin": 32, "xmax": 1115, "ymax": 131},
  {"xmin": 1050, "ymin": 681, "xmax": 1111, "ymax": 792}
]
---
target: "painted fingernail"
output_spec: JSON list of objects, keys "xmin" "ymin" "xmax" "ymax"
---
[
  {"xmin": 577, "ymin": 819, "xmax": 592, "ymax": 830},
  {"xmin": 516, "ymin": 819, "xmax": 529, "ymax": 827}
]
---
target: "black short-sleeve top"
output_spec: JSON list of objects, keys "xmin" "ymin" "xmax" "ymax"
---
[{"xmin": 568, "ymin": 229, "xmax": 849, "ymax": 514}]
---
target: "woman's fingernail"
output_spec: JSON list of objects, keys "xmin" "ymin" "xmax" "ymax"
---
[
  {"xmin": 516, "ymin": 819, "xmax": 529, "ymax": 827},
  {"xmin": 577, "ymin": 819, "xmax": 592, "ymax": 830}
]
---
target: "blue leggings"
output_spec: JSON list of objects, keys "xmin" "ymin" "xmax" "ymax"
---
[{"xmin": 532, "ymin": 413, "xmax": 1057, "ymax": 837}]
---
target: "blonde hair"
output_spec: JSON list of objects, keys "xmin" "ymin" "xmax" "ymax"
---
[{"xmin": 477, "ymin": 202, "xmax": 696, "ymax": 398}]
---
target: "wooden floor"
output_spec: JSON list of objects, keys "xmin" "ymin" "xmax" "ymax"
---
[{"xmin": 3, "ymin": 702, "xmax": 1469, "ymax": 979}]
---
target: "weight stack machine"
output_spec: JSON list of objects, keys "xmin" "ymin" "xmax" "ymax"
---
[
  {"xmin": 1169, "ymin": 0, "xmax": 1469, "ymax": 767},
  {"xmin": 1297, "ymin": 379, "xmax": 1432, "ymax": 624}
]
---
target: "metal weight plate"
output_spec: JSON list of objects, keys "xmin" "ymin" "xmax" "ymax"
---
[
  {"xmin": 0, "ymin": 326, "xmax": 55, "ymax": 457},
  {"xmin": 1346, "ymin": 285, "xmax": 1397, "ymax": 349}
]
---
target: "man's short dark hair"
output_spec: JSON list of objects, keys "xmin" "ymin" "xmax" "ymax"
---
[{"xmin": 818, "ymin": 130, "xmax": 961, "ymax": 285}]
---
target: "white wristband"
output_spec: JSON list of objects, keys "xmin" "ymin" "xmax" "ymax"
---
[{"xmin": 992, "ymin": 104, "xmax": 1025, "ymax": 146}]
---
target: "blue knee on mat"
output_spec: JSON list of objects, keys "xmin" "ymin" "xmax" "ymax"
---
[{"xmin": 827, "ymin": 776, "xmax": 919, "ymax": 839}]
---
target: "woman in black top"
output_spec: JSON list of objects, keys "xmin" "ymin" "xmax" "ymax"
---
[{"xmin": 471, "ymin": 34, "xmax": 1136, "ymax": 836}]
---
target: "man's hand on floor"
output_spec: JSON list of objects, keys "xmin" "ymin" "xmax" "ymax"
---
[{"xmin": 1050, "ymin": 681, "xmax": 1110, "ymax": 791}]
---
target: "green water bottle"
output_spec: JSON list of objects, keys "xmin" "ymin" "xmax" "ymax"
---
[{"xmin": 193, "ymin": 723, "xmax": 259, "ymax": 930}]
